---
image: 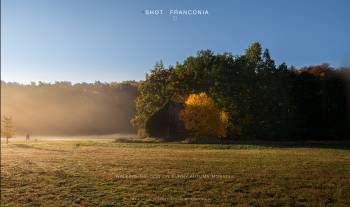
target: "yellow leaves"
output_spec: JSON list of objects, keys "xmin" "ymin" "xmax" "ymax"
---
[
  {"xmin": 185, "ymin": 92, "xmax": 215, "ymax": 107},
  {"xmin": 219, "ymin": 111, "xmax": 229, "ymax": 137},
  {"xmin": 180, "ymin": 92, "xmax": 229, "ymax": 139}
]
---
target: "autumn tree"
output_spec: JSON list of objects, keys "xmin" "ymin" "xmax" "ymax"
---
[
  {"xmin": 180, "ymin": 93, "xmax": 229, "ymax": 140},
  {"xmin": 1, "ymin": 116, "xmax": 15, "ymax": 144}
]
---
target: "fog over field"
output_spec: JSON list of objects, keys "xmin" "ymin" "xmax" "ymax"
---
[{"xmin": 1, "ymin": 81, "xmax": 138, "ymax": 136}]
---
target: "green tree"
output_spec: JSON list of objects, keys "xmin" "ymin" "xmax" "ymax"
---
[
  {"xmin": 131, "ymin": 61, "xmax": 180, "ymax": 135},
  {"xmin": 245, "ymin": 42, "xmax": 262, "ymax": 64}
]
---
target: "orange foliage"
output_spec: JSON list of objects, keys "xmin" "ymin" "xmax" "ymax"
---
[{"xmin": 180, "ymin": 92, "xmax": 229, "ymax": 139}]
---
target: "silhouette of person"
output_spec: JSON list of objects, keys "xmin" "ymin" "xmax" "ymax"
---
[{"xmin": 26, "ymin": 133, "xmax": 30, "ymax": 142}]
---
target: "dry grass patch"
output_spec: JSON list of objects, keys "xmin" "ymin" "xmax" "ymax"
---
[{"xmin": 1, "ymin": 139, "xmax": 350, "ymax": 206}]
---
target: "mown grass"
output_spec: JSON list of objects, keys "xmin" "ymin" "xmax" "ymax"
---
[{"xmin": 1, "ymin": 138, "xmax": 350, "ymax": 206}]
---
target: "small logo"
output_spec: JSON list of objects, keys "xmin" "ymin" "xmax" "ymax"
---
[{"xmin": 142, "ymin": 9, "xmax": 209, "ymax": 21}]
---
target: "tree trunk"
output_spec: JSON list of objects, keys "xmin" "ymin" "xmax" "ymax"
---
[{"xmin": 6, "ymin": 137, "xmax": 9, "ymax": 144}]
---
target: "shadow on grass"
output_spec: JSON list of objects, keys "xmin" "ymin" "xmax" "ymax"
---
[
  {"xmin": 185, "ymin": 136, "xmax": 350, "ymax": 149},
  {"xmin": 13, "ymin": 140, "xmax": 350, "ymax": 151},
  {"xmin": 246, "ymin": 141, "xmax": 350, "ymax": 150},
  {"xmin": 194, "ymin": 140, "xmax": 350, "ymax": 150},
  {"xmin": 113, "ymin": 137, "xmax": 164, "ymax": 144},
  {"xmin": 13, "ymin": 144, "xmax": 69, "ymax": 152},
  {"xmin": 113, "ymin": 138, "xmax": 350, "ymax": 150},
  {"xmin": 13, "ymin": 144, "xmax": 34, "ymax": 148}
]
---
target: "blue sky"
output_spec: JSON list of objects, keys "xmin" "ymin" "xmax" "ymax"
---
[{"xmin": 1, "ymin": 0, "xmax": 350, "ymax": 83}]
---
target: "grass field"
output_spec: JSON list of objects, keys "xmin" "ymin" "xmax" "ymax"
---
[{"xmin": 1, "ymin": 138, "xmax": 350, "ymax": 206}]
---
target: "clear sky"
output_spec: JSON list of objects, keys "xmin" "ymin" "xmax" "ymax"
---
[{"xmin": 1, "ymin": 0, "xmax": 350, "ymax": 83}]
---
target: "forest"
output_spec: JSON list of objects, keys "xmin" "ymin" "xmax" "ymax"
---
[
  {"xmin": 133, "ymin": 43, "xmax": 350, "ymax": 141},
  {"xmin": 2, "ymin": 42, "xmax": 350, "ymax": 140},
  {"xmin": 1, "ymin": 81, "xmax": 138, "ymax": 135}
]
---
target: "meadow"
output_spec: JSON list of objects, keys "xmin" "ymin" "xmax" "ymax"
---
[{"xmin": 1, "ymin": 138, "xmax": 350, "ymax": 206}]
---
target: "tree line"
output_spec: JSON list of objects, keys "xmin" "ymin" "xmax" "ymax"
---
[
  {"xmin": 1, "ymin": 42, "xmax": 349, "ymax": 140},
  {"xmin": 1, "ymin": 81, "xmax": 138, "ymax": 135},
  {"xmin": 133, "ymin": 42, "xmax": 350, "ymax": 141}
]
